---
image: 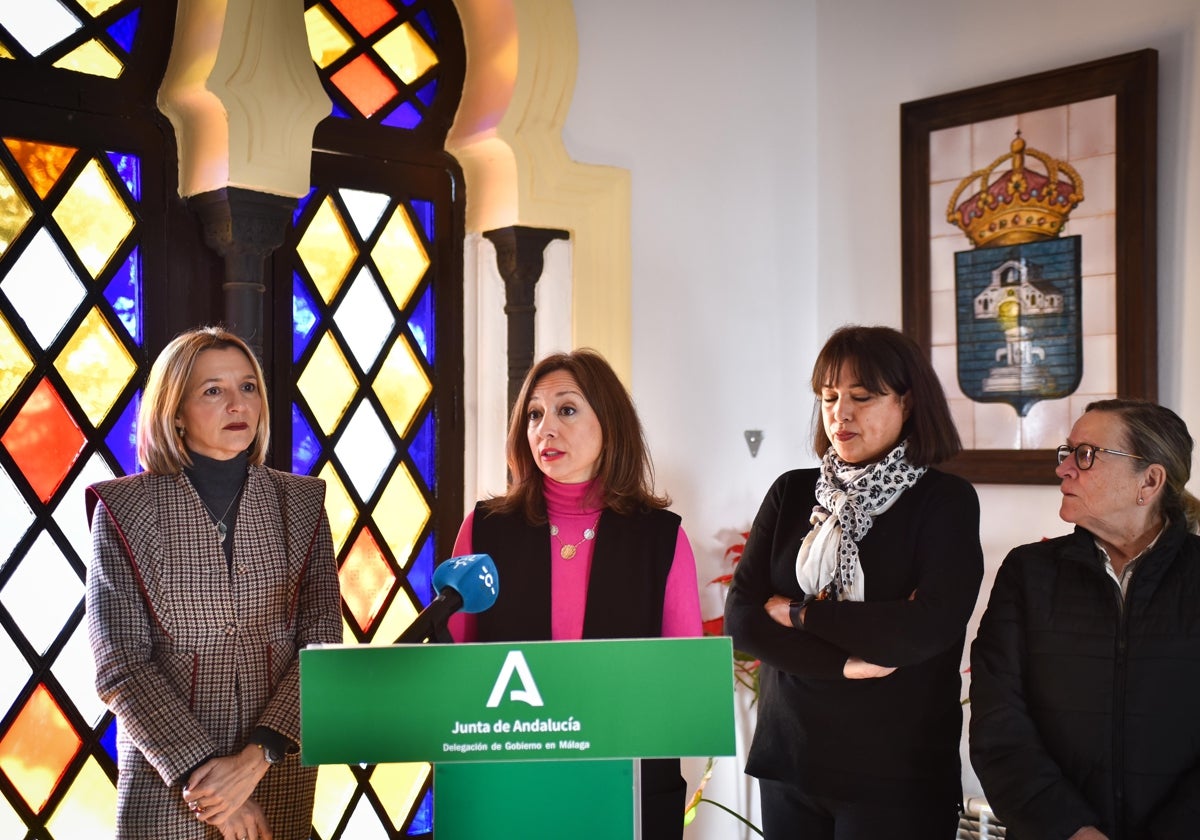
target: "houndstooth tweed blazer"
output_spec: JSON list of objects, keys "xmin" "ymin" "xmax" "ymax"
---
[{"xmin": 85, "ymin": 466, "xmax": 342, "ymax": 840}]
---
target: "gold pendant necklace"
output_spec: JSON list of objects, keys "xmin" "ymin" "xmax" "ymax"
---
[{"xmin": 549, "ymin": 517, "xmax": 599, "ymax": 560}]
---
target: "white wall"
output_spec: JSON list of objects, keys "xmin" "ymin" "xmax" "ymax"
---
[{"xmin": 564, "ymin": 0, "xmax": 1200, "ymax": 835}]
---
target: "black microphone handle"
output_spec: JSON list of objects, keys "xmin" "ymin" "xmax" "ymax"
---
[{"xmin": 394, "ymin": 587, "xmax": 465, "ymax": 644}]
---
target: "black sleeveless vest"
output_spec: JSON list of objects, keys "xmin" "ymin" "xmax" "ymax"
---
[{"xmin": 471, "ymin": 502, "xmax": 680, "ymax": 641}]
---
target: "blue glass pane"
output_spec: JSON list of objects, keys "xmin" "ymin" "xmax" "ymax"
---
[
  {"xmin": 406, "ymin": 789, "xmax": 433, "ymax": 835},
  {"xmin": 100, "ymin": 716, "xmax": 118, "ymax": 765},
  {"xmin": 105, "ymin": 393, "xmax": 140, "ymax": 476},
  {"xmin": 107, "ymin": 9, "xmax": 140, "ymax": 54},
  {"xmin": 291, "ymin": 403, "xmax": 321, "ymax": 476},
  {"xmin": 292, "ymin": 272, "xmax": 319, "ymax": 363},
  {"xmin": 414, "ymin": 9, "xmax": 438, "ymax": 42},
  {"xmin": 381, "ymin": 101, "xmax": 422, "ymax": 130},
  {"xmin": 407, "ymin": 284, "xmax": 432, "ymax": 364},
  {"xmin": 105, "ymin": 247, "xmax": 142, "ymax": 344},
  {"xmin": 331, "ymin": 101, "xmax": 352, "ymax": 120},
  {"xmin": 415, "ymin": 79, "xmax": 438, "ymax": 108},
  {"xmin": 106, "ymin": 151, "xmax": 141, "ymax": 203},
  {"xmin": 293, "ymin": 186, "xmax": 318, "ymax": 226},
  {"xmin": 410, "ymin": 199, "xmax": 435, "ymax": 242},
  {"xmin": 409, "ymin": 535, "xmax": 434, "ymax": 607},
  {"xmin": 409, "ymin": 409, "xmax": 435, "ymax": 491}
]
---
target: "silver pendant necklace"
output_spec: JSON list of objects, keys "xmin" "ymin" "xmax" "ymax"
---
[
  {"xmin": 549, "ymin": 517, "xmax": 599, "ymax": 560},
  {"xmin": 199, "ymin": 492, "xmax": 240, "ymax": 543}
]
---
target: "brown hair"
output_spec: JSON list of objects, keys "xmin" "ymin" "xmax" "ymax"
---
[
  {"xmin": 483, "ymin": 349, "xmax": 669, "ymax": 523},
  {"xmin": 809, "ymin": 325, "xmax": 961, "ymax": 466},
  {"xmin": 1086, "ymin": 398, "xmax": 1200, "ymax": 533},
  {"xmin": 137, "ymin": 326, "xmax": 270, "ymax": 474}
]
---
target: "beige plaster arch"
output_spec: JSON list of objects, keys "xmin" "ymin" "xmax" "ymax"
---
[{"xmin": 449, "ymin": 0, "xmax": 633, "ymax": 382}]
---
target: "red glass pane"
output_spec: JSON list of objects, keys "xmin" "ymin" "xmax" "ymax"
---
[
  {"xmin": 1, "ymin": 378, "xmax": 87, "ymax": 503},
  {"xmin": 331, "ymin": 54, "xmax": 398, "ymax": 118},
  {"xmin": 0, "ymin": 683, "xmax": 82, "ymax": 813},
  {"xmin": 338, "ymin": 528, "xmax": 395, "ymax": 633},
  {"xmin": 330, "ymin": 0, "xmax": 396, "ymax": 38},
  {"xmin": 3, "ymin": 138, "xmax": 78, "ymax": 200}
]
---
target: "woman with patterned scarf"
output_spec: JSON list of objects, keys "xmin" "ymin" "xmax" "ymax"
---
[{"xmin": 725, "ymin": 325, "xmax": 983, "ymax": 839}]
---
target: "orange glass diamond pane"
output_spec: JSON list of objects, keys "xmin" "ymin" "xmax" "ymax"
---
[
  {"xmin": 0, "ymin": 314, "xmax": 34, "ymax": 409},
  {"xmin": 371, "ymin": 762, "xmax": 429, "ymax": 829},
  {"xmin": 374, "ymin": 464, "xmax": 429, "ymax": 566},
  {"xmin": 1, "ymin": 378, "xmax": 86, "ymax": 504},
  {"xmin": 296, "ymin": 333, "xmax": 358, "ymax": 435},
  {"xmin": 54, "ymin": 307, "xmax": 137, "ymax": 426},
  {"xmin": 53, "ymin": 157, "xmax": 134, "ymax": 279},
  {"xmin": 305, "ymin": 6, "xmax": 353, "ymax": 68},
  {"xmin": 0, "ymin": 683, "xmax": 82, "ymax": 813},
  {"xmin": 296, "ymin": 196, "xmax": 357, "ymax": 304},
  {"xmin": 373, "ymin": 338, "xmax": 431, "ymax": 437},
  {"xmin": 44, "ymin": 754, "xmax": 115, "ymax": 837},
  {"xmin": 330, "ymin": 0, "xmax": 396, "ymax": 38},
  {"xmin": 4, "ymin": 138, "xmax": 77, "ymax": 201},
  {"xmin": 331, "ymin": 53, "xmax": 398, "ymax": 119},
  {"xmin": 373, "ymin": 207, "xmax": 429, "ymax": 309},
  {"xmin": 0, "ymin": 161, "xmax": 33, "ymax": 255},
  {"xmin": 339, "ymin": 528, "xmax": 395, "ymax": 633},
  {"xmin": 53, "ymin": 39, "xmax": 124, "ymax": 79},
  {"xmin": 375, "ymin": 22, "xmax": 438, "ymax": 86}
]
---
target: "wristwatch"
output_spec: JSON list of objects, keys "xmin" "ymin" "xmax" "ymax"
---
[{"xmin": 256, "ymin": 741, "xmax": 285, "ymax": 765}]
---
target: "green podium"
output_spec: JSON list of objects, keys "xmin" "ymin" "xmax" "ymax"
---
[{"xmin": 301, "ymin": 637, "xmax": 736, "ymax": 838}]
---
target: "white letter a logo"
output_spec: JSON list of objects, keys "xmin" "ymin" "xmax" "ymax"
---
[{"xmin": 486, "ymin": 651, "xmax": 544, "ymax": 708}]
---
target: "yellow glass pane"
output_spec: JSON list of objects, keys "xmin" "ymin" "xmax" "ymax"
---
[
  {"xmin": 0, "ymin": 314, "xmax": 34, "ymax": 409},
  {"xmin": 0, "ymin": 44, "xmax": 12, "ymax": 60},
  {"xmin": 305, "ymin": 5, "xmax": 353, "ymax": 68},
  {"xmin": 363, "ymin": 587, "xmax": 418, "ymax": 647},
  {"xmin": 0, "ymin": 162, "xmax": 33, "ymax": 256},
  {"xmin": 4, "ymin": 138, "xmax": 77, "ymax": 201},
  {"xmin": 53, "ymin": 40, "xmax": 123, "ymax": 79},
  {"xmin": 318, "ymin": 462, "xmax": 357, "ymax": 554},
  {"xmin": 312, "ymin": 763, "xmax": 358, "ymax": 840},
  {"xmin": 296, "ymin": 332, "xmax": 358, "ymax": 435},
  {"xmin": 339, "ymin": 529, "xmax": 395, "ymax": 634},
  {"xmin": 373, "ymin": 207, "xmax": 429, "ymax": 309},
  {"xmin": 45, "ymin": 755, "xmax": 116, "ymax": 837},
  {"xmin": 78, "ymin": 0, "xmax": 122, "ymax": 14},
  {"xmin": 374, "ymin": 464, "xmax": 429, "ymax": 566},
  {"xmin": 374, "ymin": 22, "xmax": 439, "ymax": 85},
  {"xmin": 340, "ymin": 615, "xmax": 356, "ymax": 645},
  {"xmin": 371, "ymin": 762, "xmax": 430, "ymax": 829},
  {"xmin": 297, "ymin": 196, "xmax": 357, "ymax": 304},
  {"xmin": 373, "ymin": 338, "xmax": 431, "ymax": 437},
  {"xmin": 53, "ymin": 307, "xmax": 136, "ymax": 426},
  {"xmin": 0, "ymin": 683, "xmax": 81, "ymax": 812},
  {"xmin": 52, "ymin": 158, "xmax": 133, "ymax": 279}
]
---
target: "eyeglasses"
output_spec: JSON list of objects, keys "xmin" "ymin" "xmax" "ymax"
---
[{"xmin": 1056, "ymin": 443, "xmax": 1147, "ymax": 471}]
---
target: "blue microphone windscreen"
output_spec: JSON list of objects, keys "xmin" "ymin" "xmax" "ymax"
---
[{"xmin": 432, "ymin": 554, "xmax": 499, "ymax": 613}]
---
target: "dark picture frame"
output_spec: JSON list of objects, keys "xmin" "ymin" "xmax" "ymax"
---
[{"xmin": 901, "ymin": 50, "xmax": 1158, "ymax": 484}]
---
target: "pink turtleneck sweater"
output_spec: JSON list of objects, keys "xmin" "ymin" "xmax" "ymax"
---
[{"xmin": 448, "ymin": 477, "xmax": 703, "ymax": 642}]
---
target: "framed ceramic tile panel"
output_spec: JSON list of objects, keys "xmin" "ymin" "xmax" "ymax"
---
[{"xmin": 900, "ymin": 50, "xmax": 1157, "ymax": 484}]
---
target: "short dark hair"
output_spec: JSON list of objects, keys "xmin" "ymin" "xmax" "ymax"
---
[
  {"xmin": 485, "ymin": 349, "xmax": 669, "ymax": 523},
  {"xmin": 1086, "ymin": 398, "xmax": 1200, "ymax": 532},
  {"xmin": 810, "ymin": 325, "xmax": 961, "ymax": 466}
]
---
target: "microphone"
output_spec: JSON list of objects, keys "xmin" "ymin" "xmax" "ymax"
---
[{"xmin": 395, "ymin": 554, "xmax": 499, "ymax": 644}]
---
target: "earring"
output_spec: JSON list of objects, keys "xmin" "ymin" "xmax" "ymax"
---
[
  {"xmin": 1137, "ymin": 497, "xmax": 1144, "ymax": 505},
  {"xmin": 176, "ymin": 426, "xmax": 185, "ymax": 437}
]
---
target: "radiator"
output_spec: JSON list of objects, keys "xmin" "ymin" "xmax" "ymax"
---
[{"xmin": 957, "ymin": 796, "xmax": 1007, "ymax": 839}]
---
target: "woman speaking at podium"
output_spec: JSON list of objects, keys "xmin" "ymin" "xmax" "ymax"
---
[{"xmin": 449, "ymin": 348, "xmax": 703, "ymax": 838}]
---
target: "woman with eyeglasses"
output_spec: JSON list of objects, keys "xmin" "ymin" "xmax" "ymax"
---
[{"xmin": 970, "ymin": 399, "xmax": 1200, "ymax": 840}]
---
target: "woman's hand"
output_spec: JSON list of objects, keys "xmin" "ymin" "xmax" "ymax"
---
[
  {"xmin": 218, "ymin": 797, "xmax": 273, "ymax": 840},
  {"xmin": 1067, "ymin": 828, "xmax": 1109, "ymax": 840},
  {"xmin": 843, "ymin": 656, "xmax": 896, "ymax": 679},
  {"xmin": 764, "ymin": 595, "xmax": 797, "ymax": 628},
  {"xmin": 183, "ymin": 744, "xmax": 270, "ymax": 825}
]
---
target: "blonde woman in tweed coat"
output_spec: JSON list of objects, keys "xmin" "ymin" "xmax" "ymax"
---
[{"xmin": 86, "ymin": 327, "xmax": 342, "ymax": 840}]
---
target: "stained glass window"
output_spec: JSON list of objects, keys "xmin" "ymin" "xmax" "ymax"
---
[
  {"xmin": 0, "ymin": 134, "xmax": 146, "ymax": 833},
  {"xmin": 0, "ymin": 1, "xmax": 144, "ymax": 80}
]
